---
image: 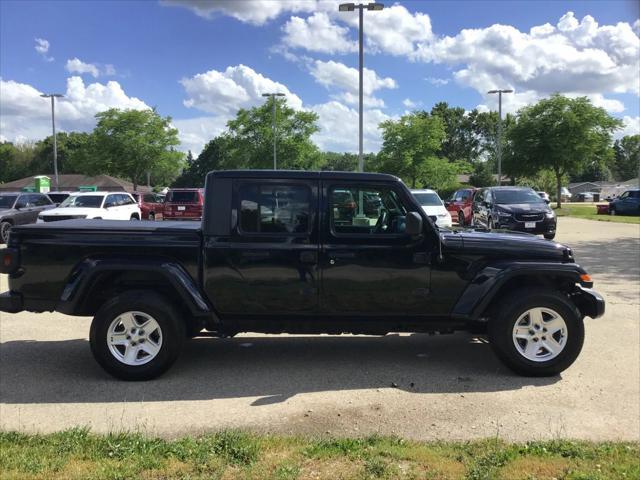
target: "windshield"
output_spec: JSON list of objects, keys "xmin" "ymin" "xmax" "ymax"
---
[
  {"xmin": 0, "ymin": 195, "xmax": 18, "ymax": 209},
  {"xmin": 494, "ymin": 189, "xmax": 545, "ymax": 204},
  {"xmin": 413, "ymin": 192, "xmax": 443, "ymax": 206},
  {"xmin": 167, "ymin": 191, "xmax": 199, "ymax": 203},
  {"xmin": 59, "ymin": 195, "xmax": 105, "ymax": 208}
]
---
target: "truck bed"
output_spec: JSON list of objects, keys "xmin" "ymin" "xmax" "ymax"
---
[{"xmin": 9, "ymin": 220, "xmax": 202, "ymax": 312}]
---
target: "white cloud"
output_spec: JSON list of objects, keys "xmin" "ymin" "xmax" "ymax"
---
[
  {"xmin": 425, "ymin": 77, "xmax": 449, "ymax": 86},
  {"xmin": 308, "ymin": 59, "xmax": 396, "ymax": 107},
  {"xmin": 65, "ymin": 58, "xmax": 101, "ymax": 78},
  {"xmin": 417, "ymin": 12, "xmax": 639, "ymax": 114},
  {"xmin": 172, "ymin": 116, "xmax": 229, "ymax": 153},
  {"xmin": 615, "ymin": 115, "xmax": 640, "ymax": 139},
  {"xmin": 311, "ymin": 100, "xmax": 392, "ymax": 153},
  {"xmin": 402, "ymin": 98, "xmax": 417, "ymax": 108},
  {"xmin": 0, "ymin": 76, "xmax": 149, "ymax": 143},
  {"xmin": 282, "ymin": 12, "xmax": 356, "ymax": 54},
  {"xmin": 180, "ymin": 64, "xmax": 303, "ymax": 115},
  {"xmin": 161, "ymin": 0, "xmax": 315, "ymax": 25},
  {"xmin": 104, "ymin": 64, "xmax": 117, "ymax": 76},
  {"xmin": 34, "ymin": 38, "xmax": 53, "ymax": 62}
]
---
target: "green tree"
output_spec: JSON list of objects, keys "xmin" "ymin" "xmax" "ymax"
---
[
  {"xmin": 318, "ymin": 152, "xmax": 360, "ymax": 171},
  {"xmin": 612, "ymin": 135, "xmax": 640, "ymax": 181},
  {"xmin": 30, "ymin": 132, "xmax": 92, "ymax": 175},
  {"xmin": 506, "ymin": 95, "xmax": 621, "ymax": 207},
  {"xmin": 172, "ymin": 136, "xmax": 231, "ymax": 187},
  {"xmin": 225, "ymin": 98, "xmax": 320, "ymax": 170},
  {"xmin": 0, "ymin": 142, "xmax": 36, "ymax": 183},
  {"xmin": 469, "ymin": 162, "xmax": 495, "ymax": 187},
  {"xmin": 83, "ymin": 108, "xmax": 184, "ymax": 190},
  {"xmin": 376, "ymin": 112, "xmax": 447, "ymax": 188},
  {"xmin": 429, "ymin": 102, "xmax": 482, "ymax": 163}
]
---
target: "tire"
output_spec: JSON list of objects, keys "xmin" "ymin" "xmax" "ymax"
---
[
  {"xmin": 0, "ymin": 221, "xmax": 11, "ymax": 244},
  {"xmin": 89, "ymin": 291, "xmax": 185, "ymax": 380},
  {"xmin": 148, "ymin": 212, "xmax": 155, "ymax": 221},
  {"xmin": 488, "ymin": 288, "xmax": 584, "ymax": 377},
  {"xmin": 544, "ymin": 233, "xmax": 556, "ymax": 240},
  {"xmin": 609, "ymin": 207, "xmax": 616, "ymax": 216},
  {"xmin": 130, "ymin": 214, "xmax": 140, "ymax": 221},
  {"xmin": 458, "ymin": 211, "xmax": 465, "ymax": 226},
  {"xmin": 488, "ymin": 217, "xmax": 494, "ymax": 230}
]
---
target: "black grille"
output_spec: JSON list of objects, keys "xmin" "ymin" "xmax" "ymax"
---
[
  {"xmin": 515, "ymin": 213, "xmax": 544, "ymax": 222},
  {"xmin": 41, "ymin": 215, "xmax": 85, "ymax": 222}
]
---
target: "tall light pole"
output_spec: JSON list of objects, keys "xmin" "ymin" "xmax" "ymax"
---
[
  {"xmin": 40, "ymin": 93, "xmax": 64, "ymax": 191},
  {"xmin": 487, "ymin": 89, "xmax": 513, "ymax": 186},
  {"xmin": 262, "ymin": 92, "xmax": 286, "ymax": 169},
  {"xmin": 339, "ymin": 2, "xmax": 384, "ymax": 172}
]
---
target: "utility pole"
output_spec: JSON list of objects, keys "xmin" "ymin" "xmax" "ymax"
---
[
  {"xmin": 339, "ymin": 2, "xmax": 384, "ymax": 172},
  {"xmin": 40, "ymin": 93, "xmax": 64, "ymax": 190},
  {"xmin": 262, "ymin": 92, "xmax": 286, "ymax": 169},
  {"xmin": 487, "ymin": 89, "xmax": 513, "ymax": 186}
]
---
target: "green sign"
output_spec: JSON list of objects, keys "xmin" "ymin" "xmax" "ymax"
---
[
  {"xmin": 34, "ymin": 175, "xmax": 51, "ymax": 193},
  {"xmin": 78, "ymin": 185, "xmax": 98, "ymax": 192}
]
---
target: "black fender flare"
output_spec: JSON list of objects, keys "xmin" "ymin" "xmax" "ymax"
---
[
  {"xmin": 57, "ymin": 256, "xmax": 214, "ymax": 318},
  {"xmin": 452, "ymin": 261, "xmax": 592, "ymax": 321}
]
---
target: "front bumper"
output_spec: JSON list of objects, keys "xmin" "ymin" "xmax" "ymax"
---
[
  {"xmin": 0, "ymin": 291, "xmax": 23, "ymax": 313},
  {"xmin": 494, "ymin": 215, "xmax": 556, "ymax": 235},
  {"xmin": 573, "ymin": 286, "xmax": 605, "ymax": 319}
]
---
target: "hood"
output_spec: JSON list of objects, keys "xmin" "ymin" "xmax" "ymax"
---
[
  {"xmin": 421, "ymin": 205, "xmax": 449, "ymax": 216},
  {"xmin": 0, "ymin": 208, "xmax": 15, "ymax": 215},
  {"xmin": 441, "ymin": 229, "xmax": 571, "ymax": 261},
  {"xmin": 495, "ymin": 203, "xmax": 550, "ymax": 214}
]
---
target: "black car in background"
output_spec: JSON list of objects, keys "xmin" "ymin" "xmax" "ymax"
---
[
  {"xmin": 0, "ymin": 192, "xmax": 55, "ymax": 244},
  {"xmin": 46, "ymin": 191, "xmax": 72, "ymax": 205},
  {"xmin": 472, "ymin": 186, "xmax": 557, "ymax": 240}
]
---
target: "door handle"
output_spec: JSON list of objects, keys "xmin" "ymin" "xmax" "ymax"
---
[{"xmin": 299, "ymin": 251, "xmax": 317, "ymax": 264}]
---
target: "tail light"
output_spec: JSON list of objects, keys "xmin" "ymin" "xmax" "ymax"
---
[{"xmin": 0, "ymin": 248, "xmax": 19, "ymax": 274}]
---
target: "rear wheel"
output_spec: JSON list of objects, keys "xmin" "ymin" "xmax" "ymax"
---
[
  {"xmin": 488, "ymin": 288, "xmax": 584, "ymax": 376},
  {"xmin": 90, "ymin": 291, "xmax": 185, "ymax": 380},
  {"xmin": 148, "ymin": 212, "xmax": 156, "ymax": 221},
  {"xmin": 130, "ymin": 214, "xmax": 140, "ymax": 221},
  {"xmin": 0, "ymin": 221, "xmax": 11, "ymax": 244}
]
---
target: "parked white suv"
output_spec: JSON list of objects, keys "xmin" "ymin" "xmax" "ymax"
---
[
  {"xmin": 410, "ymin": 189, "xmax": 452, "ymax": 228},
  {"xmin": 37, "ymin": 192, "xmax": 141, "ymax": 222}
]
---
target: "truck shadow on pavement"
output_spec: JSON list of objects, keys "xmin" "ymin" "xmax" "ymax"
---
[{"xmin": 0, "ymin": 333, "xmax": 558, "ymax": 405}]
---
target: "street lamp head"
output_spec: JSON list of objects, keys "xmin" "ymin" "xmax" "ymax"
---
[
  {"xmin": 502, "ymin": 89, "xmax": 514, "ymax": 93},
  {"xmin": 262, "ymin": 92, "xmax": 286, "ymax": 97},
  {"xmin": 487, "ymin": 89, "xmax": 513, "ymax": 94},
  {"xmin": 339, "ymin": 3, "xmax": 355, "ymax": 11},
  {"xmin": 40, "ymin": 93, "xmax": 64, "ymax": 98},
  {"xmin": 367, "ymin": 2, "xmax": 384, "ymax": 10}
]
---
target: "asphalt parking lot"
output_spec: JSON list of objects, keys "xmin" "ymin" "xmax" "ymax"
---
[{"xmin": 1, "ymin": 216, "xmax": 638, "ymax": 441}]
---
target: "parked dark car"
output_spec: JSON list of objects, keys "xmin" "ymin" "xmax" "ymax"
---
[
  {"xmin": 46, "ymin": 191, "xmax": 72, "ymax": 205},
  {"xmin": 163, "ymin": 188, "xmax": 204, "ymax": 221},
  {"xmin": 609, "ymin": 189, "xmax": 640, "ymax": 216},
  {"xmin": 472, "ymin": 186, "xmax": 557, "ymax": 240},
  {"xmin": 445, "ymin": 188, "xmax": 477, "ymax": 225},
  {"xmin": 1, "ymin": 171, "xmax": 605, "ymax": 381},
  {"xmin": 132, "ymin": 192, "xmax": 165, "ymax": 221},
  {"xmin": 0, "ymin": 192, "xmax": 54, "ymax": 244}
]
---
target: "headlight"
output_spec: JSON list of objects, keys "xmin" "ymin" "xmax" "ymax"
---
[
  {"xmin": 545, "ymin": 211, "xmax": 555, "ymax": 218},
  {"xmin": 498, "ymin": 211, "xmax": 512, "ymax": 218}
]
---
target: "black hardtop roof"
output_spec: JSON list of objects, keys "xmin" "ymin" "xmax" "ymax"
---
[
  {"xmin": 209, "ymin": 170, "xmax": 401, "ymax": 183},
  {"xmin": 484, "ymin": 186, "xmax": 536, "ymax": 190}
]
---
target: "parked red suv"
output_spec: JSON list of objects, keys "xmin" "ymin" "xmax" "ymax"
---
[
  {"xmin": 163, "ymin": 188, "xmax": 204, "ymax": 221},
  {"xmin": 445, "ymin": 188, "xmax": 477, "ymax": 226},
  {"xmin": 131, "ymin": 192, "xmax": 165, "ymax": 221}
]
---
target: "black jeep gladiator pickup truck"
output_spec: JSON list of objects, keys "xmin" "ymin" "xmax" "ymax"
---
[{"xmin": 0, "ymin": 170, "xmax": 604, "ymax": 380}]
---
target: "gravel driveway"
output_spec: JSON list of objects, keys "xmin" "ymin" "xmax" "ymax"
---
[{"xmin": 1, "ymin": 216, "xmax": 638, "ymax": 441}]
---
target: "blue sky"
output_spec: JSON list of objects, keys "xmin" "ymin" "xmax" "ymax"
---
[{"xmin": 1, "ymin": 0, "xmax": 638, "ymax": 154}]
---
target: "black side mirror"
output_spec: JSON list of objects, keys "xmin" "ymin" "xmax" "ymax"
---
[
  {"xmin": 14, "ymin": 203, "xmax": 26, "ymax": 210},
  {"xmin": 444, "ymin": 201, "xmax": 450, "ymax": 207},
  {"xmin": 405, "ymin": 211, "xmax": 423, "ymax": 235}
]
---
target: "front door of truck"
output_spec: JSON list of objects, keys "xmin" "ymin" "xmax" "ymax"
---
[
  {"xmin": 204, "ymin": 178, "xmax": 319, "ymax": 316},
  {"xmin": 319, "ymin": 181, "xmax": 433, "ymax": 316}
]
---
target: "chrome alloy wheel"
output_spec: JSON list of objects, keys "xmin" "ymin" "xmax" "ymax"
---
[
  {"xmin": 107, "ymin": 311, "xmax": 163, "ymax": 366},
  {"xmin": 512, "ymin": 307, "xmax": 567, "ymax": 362}
]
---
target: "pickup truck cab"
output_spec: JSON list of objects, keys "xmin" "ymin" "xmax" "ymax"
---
[{"xmin": 0, "ymin": 171, "xmax": 604, "ymax": 380}]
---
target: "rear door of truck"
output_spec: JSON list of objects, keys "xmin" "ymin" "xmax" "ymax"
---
[{"xmin": 202, "ymin": 175, "xmax": 320, "ymax": 316}]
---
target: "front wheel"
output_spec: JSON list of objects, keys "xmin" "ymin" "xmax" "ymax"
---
[
  {"xmin": 609, "ymin": 207, "xmax": 616, "ymax": 216},
  {"xmin": 544, "ymin": 233, "xmax": 556, "ymax": 240},
  {"xmin": 488, "ymin": 288, "xmax": 584, "ymax": 376},
  {"xmin": 458, "ymin": 211, "xmax": 465, "ymax": 226},
  {"xmin": 0, "ymin": 221, "xmax": 11, "ymax": 244},
  {"xmin": 90, "ymin": 291, "xmax": 185, "ymax": 380},
  {"xmin": 130, "ymin": 214, "xmax": 140, "ymax": 221}
]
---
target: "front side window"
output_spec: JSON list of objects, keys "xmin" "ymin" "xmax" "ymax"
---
[
  {"xmin": 32, "ymin": 194, "xmax": 52, "ymax": 206},
  {"xmin": 330, "ymin": 186, "xmax": 407, "ymax": 235},
  {"xmin": 239, "ymin": 183, "xmax": 310, "ymax": 234}
]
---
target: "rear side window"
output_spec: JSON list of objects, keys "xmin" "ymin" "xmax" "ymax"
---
[
  {"xmin": 32, "ymin": 194, "xmax": 52, "ymax": 206},
  {"xmin": 168, "ymin": 191, "xmax": 199, "ymax": 203},
  {"xmin": 143, "ymin": 194, "xmax": 157, "ymax": 202},
  {"xmin": 119, "ymin": 194, "xmax": 135, "ymax": 205},
  {"xmin": 629, "ymin": 191, "xmax": 640, "ymax": 198},
  {"xmin": 238, "ymin": 183, "xmax": 310, "ymax": 234},
  {"xmin": 330, "ymin": 185, "xmax": 407, "ymax": 235}
]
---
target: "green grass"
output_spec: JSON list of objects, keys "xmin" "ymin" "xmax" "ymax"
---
[
  {"xmin": 1, "ymin": 429, "xmax": 638, "ymax": 480},
  {"xmin": 554, "ymin": 204, "xmax": 640, "ymax": 224}
]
